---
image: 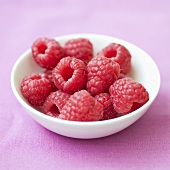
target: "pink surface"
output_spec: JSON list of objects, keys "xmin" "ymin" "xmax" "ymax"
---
[{"xmin": 0, "ymin": 0, "xmax": 169, "ymax": 169}]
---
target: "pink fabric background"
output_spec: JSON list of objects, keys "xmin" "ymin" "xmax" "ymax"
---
[{"xmin": 1, "ymin": 0, "xmax": 169, "ymax": 169}]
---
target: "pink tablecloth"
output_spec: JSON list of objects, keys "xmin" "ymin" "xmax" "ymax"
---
[{"xmin": 1, "ymin": 0, "xmax": 169, "ymax": 169}]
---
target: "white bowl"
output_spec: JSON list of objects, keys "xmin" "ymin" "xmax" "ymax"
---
[{"xmin": 11, "ymin": 34, "xmax": 160, "ymax": 139}]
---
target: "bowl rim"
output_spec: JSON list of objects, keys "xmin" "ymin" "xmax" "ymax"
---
[{"xmin": 10, "ymin": 33, "xmax": 161, "ymax": 127}]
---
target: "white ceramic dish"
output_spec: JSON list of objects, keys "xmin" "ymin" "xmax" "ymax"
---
[{"xmin": 11, "ymin": 34, "xmax": 160, "ymax": 139}]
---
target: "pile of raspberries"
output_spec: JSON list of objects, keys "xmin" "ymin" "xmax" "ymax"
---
[{"xmin": 20, "ymin": 37, "xmax": 149, "ymax": 121}]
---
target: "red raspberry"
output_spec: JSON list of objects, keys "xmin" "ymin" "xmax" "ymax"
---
[
  {"xmin": 64, "ymin": 38, "xmax": 93, "ymax": 64},
  {"xmin": 20, "ymin": 73, "xmax": 52, "ymax": 106},
  {"xmin": 52, "ymin": 57, "xmax": 87, "ymax": 94},
  {"xmin": 32, "ymin": 38, "xmax": 65, "ymax": 69},
  {"xmin": 43, "ymin": 90, "xmax": 70, "ymax": 117},
  {"xmin": 97, "ymin": 43, "xmax": 131, "ymax": 74},
  {"xmin": 109, "ymin": 77, "xmax": 149, "ymax": 114},
  {"xmin": 95, "ymin": 93, "xmax": 117, "ymax": 120},
  {"xmin": 43, "ymin": 69, "xmax": 58, "ymax": 92},
  {"xmin": 86, "ymin": 56, "xmax": 120, "ymax": 96},
  {"xmin": 118, "ymin": 73, "xmax": 130, "ymax": 80},
  {"xmin": 59, "ymin": 90, "xmax": 103, "ymax": 121}
]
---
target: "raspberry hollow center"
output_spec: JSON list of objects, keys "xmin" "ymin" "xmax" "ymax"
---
[
  {"xmin": 62, "ymin": 67, "xmax": 74, "ymax": 81},
  {"xmin": 49, "ymin": 104, "xmax": 60, "ymax": 116},
  {"xmin": 38, "ymin": 44, "xmax": 47, "ymax": 54},
  {"xmin": 105, "ymin": 49, "xmax": 117, "ymax": 58}
]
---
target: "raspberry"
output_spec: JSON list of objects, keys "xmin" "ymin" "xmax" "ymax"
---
[
  {"xmin": 95, "ymin": 93, "xmax": 117, "ymax": 120},
  {"xmin": 64, "ymin": 38, "xmax": 93, "ymax": 64},
  {"xmin": 43, "ymin": 90, "xmax": 70, "ymax": 117},
  {"xmin": 32, "ymin": 38, "xmax": 65, "ymax": 69},
  {"xmin": 109, "ymin": 77, "xmax": 149, "ymax": 114},
  {"xmin": 97, "ymin": 43, "xmax": 131, "ymax": 74},
  {"xmin": 52, "ymin": 57, "xmax": 87, "ymax": 94},
  {"xmin": 43, "ymin": 69, "xmax": 58, "ymax": 92},
  {"xmin": 59, "ymin": 90, "xmax": 103, "ymax": 121},
  {"xmin": 86, "ymin": 56, "xmax": 120, "ymax": 96},
  {"xmin": 20, "ymin": 73, "xmax": 52, "ymax": 106},
  {"xmin": 118, "ymin": 73, "xmax": 129, "ymax": 79}
]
